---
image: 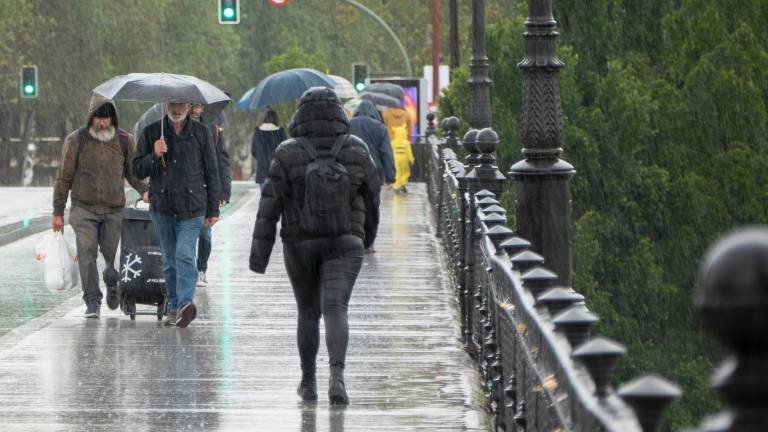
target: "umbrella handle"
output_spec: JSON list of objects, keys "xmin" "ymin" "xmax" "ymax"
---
[{"xmin": 159, "ymin": 103, "xmax": 166, "ymax": 169}]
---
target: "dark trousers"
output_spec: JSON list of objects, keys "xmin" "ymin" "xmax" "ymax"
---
[
  {"xmin": 196, "ymin": 225, "xmax": 212, "ymax": 272},
  {"xmin": 69, "ymin": 206, "xmax": 121, "ymax": 305},
  {"xmin": 283, "ymin": 234, "xmax": 364, "ymax": 371}
]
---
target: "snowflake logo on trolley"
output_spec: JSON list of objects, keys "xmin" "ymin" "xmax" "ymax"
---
[{"xmin": 121, "ymin": 252, "xmax": 142, "ymax": 282}]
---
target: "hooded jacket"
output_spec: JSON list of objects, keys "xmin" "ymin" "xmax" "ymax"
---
[
  {"xmin": 132, "ymin": 115, "xmax": 221, "ymax": 219},
  {"xmin": 250, "ymin": 122, "xmax": 287, "ymax": 184},
  {"xmin": 349, "ymin": 100, "xmax": 396, "ymax": 184},
  {"xmin": 53, "ymin": 95, "xmax": 147, "ymax": 216},
  {"xmin": 249, "ymin": 87, "xmax": 381, "ymax": 273},
  {"xmin": 382, "ymin": 107, "xmax": 413, "ymax": 141}
]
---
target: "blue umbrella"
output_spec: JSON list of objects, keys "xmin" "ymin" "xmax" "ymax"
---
[{"xmin": 237, "ymin": 68, "xmax": 336, "ymax": 110}]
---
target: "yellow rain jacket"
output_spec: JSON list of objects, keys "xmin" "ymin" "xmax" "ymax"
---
[{"xmin": 390, "ymin": 126, "xmax": 414, "ymax": 190}]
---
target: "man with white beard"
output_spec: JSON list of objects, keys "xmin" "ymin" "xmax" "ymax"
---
[
  {"xmin": 133, "ymin": 102, "xmax": 221, "ymax": 328},
  {"xmin": 53, "ymin": 95, "xmax": 148, "ymax": 318}
]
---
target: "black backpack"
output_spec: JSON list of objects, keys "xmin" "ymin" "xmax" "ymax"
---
[{"xmin": 297, "ymin": 135, "xmax": 352, "ymax": 236}]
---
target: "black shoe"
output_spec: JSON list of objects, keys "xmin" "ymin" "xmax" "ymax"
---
[
  {"xmin": 175, "ymin": 302, "xmax": 197, "ymax": 328},
  {"xmin": 84, "ymin": 303, "xmax": 100, "ymax": 319},
  {"xmin": 106, "ymin": 285, "xmax": 119, "ymax": 310},
  {"xmin": 297, "ymin": 369, "xmax": 318, "ymax": 401},
  {"xmin": 328, "ymin": 367, "xmax": 348, "ymax": 405}
]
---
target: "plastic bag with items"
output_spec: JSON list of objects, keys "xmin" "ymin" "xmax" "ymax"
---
[{"xmin": 35, "ymin": 232, "xmax": 80, "ymax": 292}]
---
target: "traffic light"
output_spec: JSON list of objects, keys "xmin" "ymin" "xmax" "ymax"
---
[
  {"xmin": 352, "ymin": 63, "xmax": 368, "ymax": 92},
  {"xmin": 20, "ymin": 65, "xmax": 38, "ymax": 98},
  {"xmin": 218, "ymin": 0, "xmax": 239, "ymax": 24}
]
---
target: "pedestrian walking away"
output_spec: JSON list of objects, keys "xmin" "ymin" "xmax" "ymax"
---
[
  {"xmin": 250, "ymin": 109, "xmax": 287, "ymax": 189},
  {"xmin": 349, "ymin": 100, "xmax": 396, "ymax": 187},
  {"xmin": 133, "ymin": 102, "xmax": 221, "ymax": 328},
  {"xmin": 382, "ymin": 105, "xmax": 413, "ymax": 142},
  {"xmin": 249, "ymin": 87, "xmax": 381, "ymax": 405},
  {"xmin": 391, "ymin": 125, "xmax": 415, "ymax": 193},
  {"xmin": 189, "ymin": 103, "xmax": 231, "ymax": 289},
  {"xmin": 52, "ymin": 94, "xmax": 148, "ymax": 318}
]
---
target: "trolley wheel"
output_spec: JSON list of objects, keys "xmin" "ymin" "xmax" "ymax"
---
[{"xmin": 125, "ymin": 301, "xmax": 136, "ymax": 320}]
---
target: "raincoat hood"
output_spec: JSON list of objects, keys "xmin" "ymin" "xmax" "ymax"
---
[
  {"xmin": 392, "ymin": 125, "xmax": 408, "ymax": 141},
  {"xmin": 86, "ymin": 93, "xmax": 119, "ymax": 129},
  {"xmin": 353, "ymin": 100, "xmax": 381, "ymax": 122},
  {"xmin": 385, "ymin": 107, "xmax": 409, "ymax": 124},
  {"xmin": 288, "ymin": 87, "xmax": 349, "ymax": 138}
]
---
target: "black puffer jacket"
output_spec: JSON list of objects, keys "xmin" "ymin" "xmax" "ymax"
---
[
  {"xmin": 249, "ymin": 88, "xmax": 381, "ymax": 273},
  {"xmin": 133, "ymin": 116, "xmax": 221, "ymax": 219}
]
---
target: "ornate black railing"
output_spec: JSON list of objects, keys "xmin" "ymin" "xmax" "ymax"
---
[{"xmin": 416, "ymin": 115, "xmax": 767, "ymax": 432}]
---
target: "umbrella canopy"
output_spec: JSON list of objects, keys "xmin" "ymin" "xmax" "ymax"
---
[
  {"xmin": 93, "ymin": 72, "xmax": 230, "ymax": 105},
  {"xmin": 237, "ymin": 68, "xmax": 336, "ymax": 110},
  {"xmin": 133, "ymin": 100, "xmax": 229, "ymax": 139},
  {"xmin": 365, "ymin": 82, "xmax": 404, "ymax": 100},
  {"xmin": 360, "ymin": 91, "xmax": 403, "ymax": 109},
  {"xmin": 329, "ymin": 74, "xmax": 357, "ymax": 100}
]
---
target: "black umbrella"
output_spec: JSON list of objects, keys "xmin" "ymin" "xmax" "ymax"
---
[
  {"xmin": 94, "ymin": 72, "xmax": 229, "ymax": 167},
  {"xmin": 365, "ymin": 82, "xmax": 404, "ymax": 100},
  {"xmin": 359, "ymin": 92, "xmax": 403, "ymax": 109},
  {"xmin": 93, "ymin": 72, "xmax": 230, "ymax": 137}
]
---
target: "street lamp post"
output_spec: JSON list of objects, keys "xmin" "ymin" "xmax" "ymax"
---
[
  {"xmin": 508, "ymin": 0, "xmax": 575, "ymax": 286},
  {"xmin": 468, "ymin": 0, "xmax": 491, "ymax": 130}
]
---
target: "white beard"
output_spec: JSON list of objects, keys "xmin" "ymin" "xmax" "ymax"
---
[
  {"xmin": 88, "ymin": 126, "xmax": 116, "ymax": 143},
  {"xmin": 168, "ymin": 113, "xmax": 187, "ymax": 123}
]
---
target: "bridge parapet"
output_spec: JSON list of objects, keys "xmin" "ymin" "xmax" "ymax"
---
[{"xmin": 423, "ymin": 118, "xmax": 685, "ymax": 431}]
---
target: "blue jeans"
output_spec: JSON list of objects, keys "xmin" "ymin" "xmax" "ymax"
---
[
  {"xmin": 150, "ymin": 211, "xmax": 204, "ymax": 311},
  {"xmin": 196, "ymin": 225, "xmax": 212, "ymax": 272}
]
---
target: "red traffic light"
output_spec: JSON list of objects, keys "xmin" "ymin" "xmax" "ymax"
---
[{"xmin": 268, "ymin": 0, "xmax": 289, "ymax": 6}]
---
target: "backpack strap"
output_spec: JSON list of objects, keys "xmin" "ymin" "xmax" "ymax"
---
[
  {"xmin": 297, "ymin": 137, "xmax": 319, "ymax": 160},
  {"xmin": 117, "ymin": 130, "xmax": 130, "ymax": 158},
  {"xmin": 329, "ymin": 134, "xmax": 350, "ymax": 160}
]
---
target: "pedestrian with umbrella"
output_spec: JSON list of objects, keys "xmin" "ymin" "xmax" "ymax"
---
[{"xmin": 94, "ymin": 72, "xmax": 228, "ymax": 328}]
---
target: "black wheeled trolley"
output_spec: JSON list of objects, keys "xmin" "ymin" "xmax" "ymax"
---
[{"xmin": 118, "ymin": 200, "xmax": 166, "ymax": 320}]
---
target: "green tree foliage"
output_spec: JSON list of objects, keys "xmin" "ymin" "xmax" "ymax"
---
[{"xmin": 439, "ymin": 0, "xmax": 768, "ymax": 429}]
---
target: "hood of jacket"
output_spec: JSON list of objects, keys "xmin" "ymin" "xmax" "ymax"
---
[
  {"xmin": 353, "ymin": 100, "xmax": 381, "ymax": 122},
  {"xmin": 288, "ymin": 87, "xmax": 349, "ymax": 138},
  {"xmin": 385, "ymin": 107, "xmax": 409, "ymax": 124},
  {"xmin": 86, "ymin": 93, "xmax": 119, "ymax": 129}
]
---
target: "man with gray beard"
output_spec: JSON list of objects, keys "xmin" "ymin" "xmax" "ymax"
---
[{"xmin": 53, "ymin": 95, "xmax": 148, "ymax": 318}]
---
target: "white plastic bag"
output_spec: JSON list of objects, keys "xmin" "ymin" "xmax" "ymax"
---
[{"xmin": 35, "ymin": 232, "xmax": 80, "ymax": 292}]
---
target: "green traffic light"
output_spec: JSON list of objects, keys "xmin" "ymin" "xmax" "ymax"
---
[
  {"xmin": 23, "ymin": 84, "xmax": 35, "ymax": 95},
  {"xmin": 222, "ymin": 7, "xmax": 235, "ymax": 19},
  {"xmin": 355, "ymin": 82, "xmax": 366, "ymax": 92}
]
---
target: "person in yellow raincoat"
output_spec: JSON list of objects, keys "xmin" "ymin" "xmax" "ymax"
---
[{"xmin": 390, "ymin": 125, "xmax": 414, "ymax": 193}]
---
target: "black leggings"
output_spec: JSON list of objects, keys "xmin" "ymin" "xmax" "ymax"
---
[{"xmin": 283, "ymin": 234, "xmax": 364, "ymax": 370}]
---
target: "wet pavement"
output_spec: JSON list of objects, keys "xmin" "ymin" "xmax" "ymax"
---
[{"xmin": 0, "ymin": 184, "xmax": 490, "ymax": 431}]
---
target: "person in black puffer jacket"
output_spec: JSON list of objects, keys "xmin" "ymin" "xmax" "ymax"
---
[{"xmin": 249, "ymin": 87, "xmax": 381, "ymax": 405}]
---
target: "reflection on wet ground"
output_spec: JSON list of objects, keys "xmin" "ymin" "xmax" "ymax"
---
[{"xmin": 0, "ymin": 184, "xmax": 490, "ymax": 431}]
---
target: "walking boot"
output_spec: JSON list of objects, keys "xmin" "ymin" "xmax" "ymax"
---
[
  {"xmin": 328, "ymin": 366, "xmax": 348, "ymax": 405},
  {"xmin": 297, "ymin": 368, "xmax": 318, "ymax": 401}
]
